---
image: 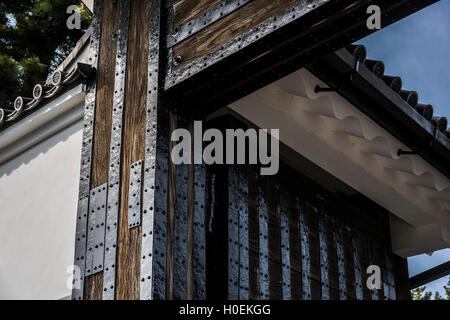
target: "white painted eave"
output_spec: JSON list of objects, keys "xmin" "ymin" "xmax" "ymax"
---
[
  {"xmin": 0, "ymin": 84, "xmax": 85, "ymax": 165},
  {"xmin": 82, "ymin": 0, "xmax": 94, "ymax": 13},
  {"xmin": 229, "ymin": 68, "xmax": 450, "ymax": 258}
]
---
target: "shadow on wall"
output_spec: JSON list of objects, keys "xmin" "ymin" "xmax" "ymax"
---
[{"xmin": 0, "ymin": 120, "xmax": 83, "ymax": 177}]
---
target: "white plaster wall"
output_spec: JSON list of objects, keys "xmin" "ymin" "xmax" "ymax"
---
[{"xmin": 0, "ymin": 120, "xmax": 82, "ymax": 299}]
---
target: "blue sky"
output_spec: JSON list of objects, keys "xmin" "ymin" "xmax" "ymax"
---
[
  {"xmin": 408, "ymin": 249, "xmax": 450, "ymax": 297},
  {"xmin": 359, "ymin": 0, "xmax": 450, "ymax": 119},
  {"xmin": 359, "ymin": 1, "xmax": 450, "ymax": 298}
]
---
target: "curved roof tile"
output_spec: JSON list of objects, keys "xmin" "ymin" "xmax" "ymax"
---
[
  {"xmin": 348, "ymin": 44, "xmax": 449, "ymax": 138},
  {"xmin": 0, "ymin": 63, "xmax": 95, "ymax": 131}
]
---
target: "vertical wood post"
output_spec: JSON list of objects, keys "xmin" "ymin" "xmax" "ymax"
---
[{"xmin": 72, "ymin": 0, "xmax": 103, "ymax": 300}]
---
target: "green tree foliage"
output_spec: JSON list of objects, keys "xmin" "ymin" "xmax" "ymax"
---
[
  {"xmin": 0, "ymin": 0, "xmax": 91, "ymax": 108},
  {"xmin": 411, "ymin": 276, "xmax": 450, "ymax": 300},
  {"xmin": 411, "ymin": 286, "xmax": 432, "ymax": 300},
  {"xmin": 445, "ymin": 277, "xmax": 450, "ymax": 300}
]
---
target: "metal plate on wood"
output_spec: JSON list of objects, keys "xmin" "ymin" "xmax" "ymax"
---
[
  {"xmin": 72, "ymin": 195, "xmax": 89, "ymax": 300},
  {"xmin": 380, "ymin": 245, "xmax": 390, "ymax": 300},
  {"xmin": 258, "ymin": 178, "xmax": 269, "ymax": 300},
  {"xmin": 383, "ymin": 249, "xmax": 396, "ymax": 300},
  {"xmin": 280, "ymin": 192, "xmax": 291, "ymax": 300},
  {"xmin": 128, "ymin": 160, "xmax": 143, "ymax": 229},
  {"xmin": 351, "ymin": 231, "xmax": 363, "ymax": 300},
  {"xmin": 193, "ymin": 164, "xmax": 206, "ymax": 300},
  {"xmin": 299, "ymin": 204, "xmax": 311, "ymax": 300},
  {"xmin": 141, "ymin": 13, "xmax": 170, "ymax": 302},
  {"xmin": 103, "ymin": 0, "xmax": 131, "ymax": 300},
  {"xmin": 167, "ymin": 0, "xmax": 252, "ymax": 48},
  {"xmin": 72, "ymin": 0, "xmax": 102, "ymax": 301},
  {"xmin": 174, "ymin": 161, "xmax": 188, "ymax": 300},
  {"xmin": 318, "ymin": 208, "xmax": 329, "ymax": 300},
  {"xmin": 335, "ymin": 225, "xmax": 347, "ymax": 300},
  {"xmin": 165, "ymin": 0, "xmax": 329, "ymax": 89},
  {"xmin": 85, "ymin": 183, "xmax": 107, "ymax": 276},
  {"xmin": 228, "ymin": 166, "xmax": 239, "ymax": 300},
  {"xmin": 386, "ymin": 252, "xmax": 396, "ymax": 300},
  {"xmin": 238, "ymin": 167, "xmax": 249, "ymax": 300},
  {"xmin": 367, "ymin": 239, "xmax": 380, "ymax": 300}
]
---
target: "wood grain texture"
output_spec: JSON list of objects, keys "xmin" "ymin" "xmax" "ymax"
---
[
  {"xmin": 115, "ymin": 0, "xmax": 150, "ymax": 300},
  {"xmin": 173, "ymin": 0, "xmax": 223, "ymax": 27},
  {"xmin": 84, "ymin": 0, "xmax": 120, "ymax": 300},
  {"xmin": 90, "ymin": 0, "xmax": 120, "ymax": 190},
  {"xmin": 172, "ymin": 0, "xmax": 302, "ymax": 69}
]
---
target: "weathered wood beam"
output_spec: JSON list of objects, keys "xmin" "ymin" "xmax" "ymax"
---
[
  {"xmin": 116, "ymin": 0, "xmax": 150, "ymax": 300},
  {"xmin": 163, "ymin": 0, "xmax": 438, "ymax": 118}
]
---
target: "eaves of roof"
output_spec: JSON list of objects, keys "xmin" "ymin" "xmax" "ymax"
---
[
  {"xmin": 0, "ymin": 28, "xmax": 93, "ymax": 133},
  {"xmin": 307, "ymin": 46, "xmax": 450, "ymax": 178}
]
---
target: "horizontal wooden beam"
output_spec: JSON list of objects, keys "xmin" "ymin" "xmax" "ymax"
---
[
  {"xmin": 173, "ymin": 0, "xmax": 223, "ymax": 27},
  {"xmin": 172, "ymin": 0, "xmax": 302, "ymax": 69},
  {"xmin": 409, "ymin": 261, "xmax": 450, "ymax": 289},
  {"xmin": 164, "ymin": 0, "xmax": 438, "ymax": 119}
]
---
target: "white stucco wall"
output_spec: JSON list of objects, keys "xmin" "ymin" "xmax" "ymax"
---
[{"xmin": 0, "ymin": 114, "xmax": 83, "ymax": 299}]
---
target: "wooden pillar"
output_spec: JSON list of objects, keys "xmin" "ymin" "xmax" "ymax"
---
[
  {"xmin": 73, "ymin": 0, "xmax": 209, "ymax": 300},
  {"xmin": 393, "ymin": 255, "xmax": 411, "ymax": 300}
]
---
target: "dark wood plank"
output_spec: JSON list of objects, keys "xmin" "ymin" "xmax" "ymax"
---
[
  {"xmin": 90, "ymin": 0, "xmax": 119, "ymax": 190},
  {"xmin": 151, "ymin": 110, "xmax": 171, "ymax": 300},
  {"xmin": 305, "ymin": 203, "xmax": 321, "ymax": 300},
  {"xmin": 186, "ymin": 121, "xmax": 195, "ymax": 300},
  {"xmin": 115, "ymin": 0, "xmax": 150, "ymax": 300},
  {"xmin": 258, "ymin": 176, "xmax": 270, "ymax": 299},
  {"xmin": 173, "ymin": 0, "xmax": 223, "ymax": 27},
  {"xmin": 288, "ymin": 193, "xmax": 302, "ymax": 299},
  {"xmin": 267, "ymin": 182, "xmax": 282, "ymax": 300},
  {"xmin": 358, "ymin": 233, "xmax": 372, "ymax": 300},
  {"xmin": 173, "ymin": 117, "xmax": 189, "ymax": 300},
  {"xmin": 247, "ymin": 169, "xmax": 259, "ymax": 300},
  {"xmin": 238, "ymin": 166, "xmax": 250, "ymax": 300},
  {"xmin": 394, "ymin": 255, "xmax": 411, "ymax": 300},
  {"xmin": 192, "ymin": 161, "xmax": 207, "ymax": 299},
  {"xmin": 343, "ymin": 226, "xmax": 356, "ymax": 300},
  {"xmin": 326, "ymin": 216, "xmax": 340, "ymax": 300},
  {"xmin": 227, "ymin": 166, "xmax": 240, "ymax": 299},
  {"xmin": 206, "ymin": 165, "xmax": 229, "ymax": 300},
  {"xmin": 166, "ymin": 113, "xmax": 177, "ymax": 299},
  {"xmin": 84, "ymin": 0, "xmax": 120, "ymax": 300},
  {"xmin": 172, "ymin": 0, "xmax": 302, "ymax": 69}
]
